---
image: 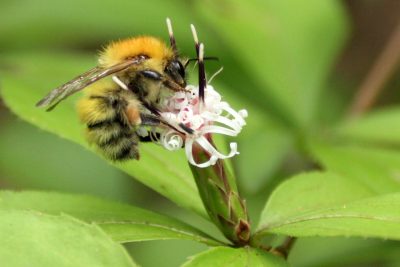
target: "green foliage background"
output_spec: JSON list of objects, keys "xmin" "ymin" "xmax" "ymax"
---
[{"xmin": 1, "ymin": 0, "xmax": 400, "ymax": 266}]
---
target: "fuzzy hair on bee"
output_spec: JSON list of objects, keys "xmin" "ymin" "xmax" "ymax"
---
[{"xmin": 36, "ymin": 19, "xmax": 188, "ymax": 161}]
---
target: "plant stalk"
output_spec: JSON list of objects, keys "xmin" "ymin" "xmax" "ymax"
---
[
  {"xmin": 349, "ymin": 19, "xmax": 400, "ymax": 117},
  {"xmin": 189, "ymin": 141, "xmax": 250, "ymax": 246}
]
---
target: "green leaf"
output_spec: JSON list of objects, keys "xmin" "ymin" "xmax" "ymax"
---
[
  {"xmin": 289, "ymin": 237, "xmax": 400, "ymax": 267},
  {"xmin": 194, "ymin": 0, "xmax": 348, "ymax": 127},
  {"xmin": 256, "ymin": 172, "xmax": 400, "ymax": 240},
  {"xmin": 0, "ymin": 52, "xmax": 206, "ymax": 218},
  {"xmin": 0, "ymin": 210, "xmax": 136, "ymax": 267},
  {"xmin": 262, "ymin": 193, "xmax": 400, "ymax": 240},
  {"xmin": 0, "ymin": 117, "xmax": 143, "ymax": 203},
  {"xmin": 0, "ymin": 191, "xmax": 222, "ymax": 246},
  {"xmin": 182, "ymin": 247, "xmax": 288, "ymax": 267},
  {"xmin": 257, "ymin": 172, "xmax": 374, "ymax": 231},
  {"xmin": 338, "ymin": 107, "xmax": 400, "ymax": 144},
  {"xmin": 236, "ymin": 125, "xmax": 292, "ymax": 194},
  {"xmin": 310, "ymin": 143, "xmax": 400, "ymax": 193},
  {"xmin": 0, "ymin": 0, "xmax": 193, "ymax": 50}
]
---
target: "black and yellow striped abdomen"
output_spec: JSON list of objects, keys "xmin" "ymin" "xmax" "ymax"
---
[{"xmin": 77, "ymin": 80, "xmax": 141, "ymax": 161}]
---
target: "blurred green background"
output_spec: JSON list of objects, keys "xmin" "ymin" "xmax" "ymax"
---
[{"xmin": 1, "ymin": 0, "xmax": 400, "ymax": 266}]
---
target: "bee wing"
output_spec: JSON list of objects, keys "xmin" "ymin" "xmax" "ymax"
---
[{"xmin": 36, "ymin": 59, "xmax": 141, "ymax": 111}]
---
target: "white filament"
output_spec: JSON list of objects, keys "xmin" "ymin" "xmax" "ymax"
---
[{"xmin": 208, "ymin": 67, "xmax": 224, "ymax": 84}]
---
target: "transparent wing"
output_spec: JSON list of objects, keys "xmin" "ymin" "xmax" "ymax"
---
[{"xmin": 36, "ymin": 58, "xmax": 142, "ymax": 111}]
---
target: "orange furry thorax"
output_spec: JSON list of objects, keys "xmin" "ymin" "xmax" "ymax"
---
[{"xmin": 98, "ymin": 36, "xmax": 174, "ymax": 67}]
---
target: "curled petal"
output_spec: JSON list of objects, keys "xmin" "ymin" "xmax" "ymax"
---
[
  {"xmin": 185, "ymin": 138, "xmax": 219, "ymax": 168},
  {"xmin": 238, "ymin": 109, "xmax": 248, "ymax": 119},
  {"xmin": 161, "ymin": 130, "xmax": 183, "ymax": 151},
  {"xmin": 201, "ymin": 125, "xmax": 240, "ymax": 137},
  {"xmin": 185, "ymin": 136, "xmax": 239, "ymax": 168},
  {"xmin": 195, "ymin": 136, "xmax": 239, "ymax": 160}
]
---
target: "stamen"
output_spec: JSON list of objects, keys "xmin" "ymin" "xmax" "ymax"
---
[
  {"xmin": 190, "ymin": 24, "xmax": 199, "ymax": 54},
  {"xmin": 199, "ymin": 43, "xmax": 204, "ymax": 61},
  {"xmin": 112, "ymin": 75, "xmax": 128, "ymax": 90},
  {"xmin": 208, "ymin": 67, "xmax": 224, "ymax": 84},
  {"xmin": 198, "ymin": 43, "xmax": 206, "ymax": 103},
  {"xmin": 166, "ymin": 18, "xmax": 177, "ymax": 53}
]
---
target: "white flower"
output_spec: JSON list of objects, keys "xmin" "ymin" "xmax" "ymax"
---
[{"xmin": 157, "ymin": 85, "xmax": 248, "ymax": 168}]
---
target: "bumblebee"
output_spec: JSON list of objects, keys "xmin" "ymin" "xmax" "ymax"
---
[{"xmin": 36, "ymin": 19, "xmax": 187, "ymax": 160}]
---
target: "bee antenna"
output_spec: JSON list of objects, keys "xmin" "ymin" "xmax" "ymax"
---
[
  {"xmin": 184, "ymin": 56, "xmax": 219, "ymax": 68},
  {"xmin": 198, "ymin": 43, "xmax": 206, "ymax": 103},
  {"xmin": 166, "ymin": 18, "xmax": 178, "ymax": 54}
]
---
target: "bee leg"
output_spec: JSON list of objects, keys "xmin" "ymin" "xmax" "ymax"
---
[
  {"xmin": 163, "ymin": 79, "xmax": 189, "ymax": 92},
  {"xmin": 140, "ymin": 113, "xmax": 190, "ymax": 136},
  {"xmin": 140, "ymin": 113, "xmax": 161, "ymax": 126},
  {"xmin": 138, "ymin": 69, "xmax": 187, "ymax": 92},
  {"xmin": 137, "ymin": 113, "xmax": 161, "ymax": 143},
  {"xmin": 140, "ymin": 70, "xmax": 188, "ymax": 92}
]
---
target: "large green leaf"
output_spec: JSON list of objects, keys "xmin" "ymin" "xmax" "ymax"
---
[
  {"xmin": 0, "ymin": 116, "xmax": 143, "ymax": 203},
  {"xmin": 289, "ymin": 237, "xmax": 400, "ymax": 267},
  {"xmin": 235, "ymin": 107, "xmax": 293, "ymax": 193},
  {"xmin": 182, "ymin": 247, "xmax": 288, "ymax": 267},
  {"xmin": 338, "ymin": 107, "xmax": 400, "ymax": 144},
  {"xmin": 236, "ymin": 128, "xmax": 292, "ymax": 194},
  {"xmin": 256, "ymin": 172, "xmax": 400, "ymax": 240},
  {"xmin": 0, "ymin": 0, "xmax": 193, "ymax": 50},
  {"xmin": 0, "ymin": 52, "xmax": 207, "ymax": 218},
  {"xmin": 194, "ymin": 0, "xmax": 348, "ymax": 127},
  {"xmin": 0, "ymin": 210, "xmax": 136, "ymax": 267},
  {"xmin": 0, "ymin": 191, "xmax": 222, "ymax": 246},
  {"xmin": 310, "ymin": 143, "xmax": 400, "ymax": 193},
  {"xmin": 257, "ymin": 172, "xmax": 374, "ymax": 231}
]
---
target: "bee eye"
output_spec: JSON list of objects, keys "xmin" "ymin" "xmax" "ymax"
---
[
  {"xmin": 169, "ymin": 60, "xmax": 185, "ymax": 79},
  {"xmin": 176, "ymin": 61, "xmax": 185, "ymax": 79}
]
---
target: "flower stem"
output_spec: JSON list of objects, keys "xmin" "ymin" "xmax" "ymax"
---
[{"xmin": 189, "ymin": 142, "xmax": 250, "ymax": 246}]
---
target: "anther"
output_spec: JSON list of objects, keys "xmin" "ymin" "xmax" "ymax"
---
[{"xmin": 166, "ymin": 18, "xmax": 177, "ymax": 53}]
